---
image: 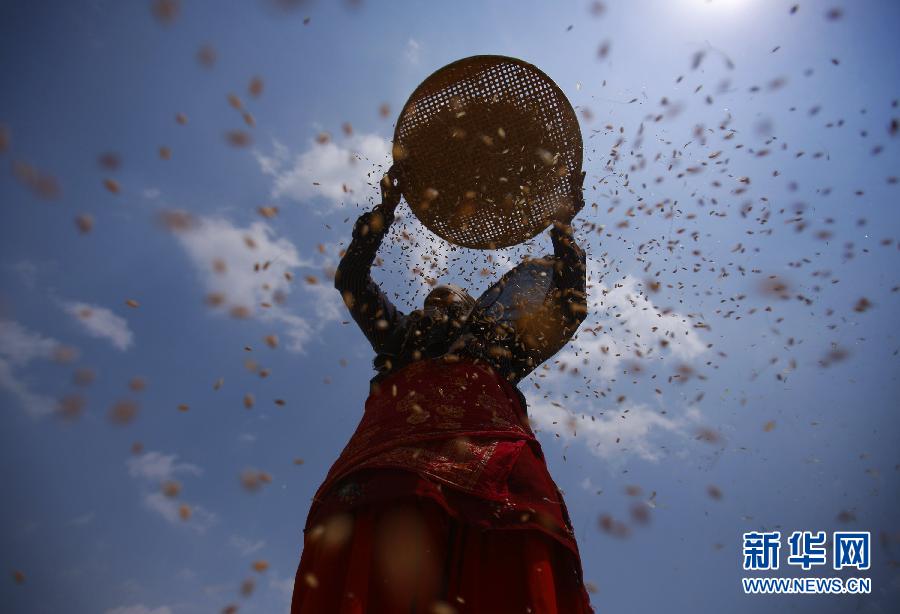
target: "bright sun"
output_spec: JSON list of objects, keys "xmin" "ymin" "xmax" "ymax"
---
[
  {"xmin": 694, "ymin": 0, "xmax": 748, "ymax": 7},
  {"xmin": 687, "ymin": 0, "xmax": 751, "ymax": 16}
]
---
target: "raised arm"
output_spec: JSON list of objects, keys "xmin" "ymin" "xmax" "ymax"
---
[
  {"xmin": 458, "ymin": 172, "xmax": 588, "ymax": 384},
  {"xmin": 510, "ymin": 173, "xmax": 588, "ymax": 379},
  {"xmin": 547, "ymin": 222, "xmax": 587, "ymax": 335},
  {"xmin": 334, "ymin": 167, "xmax": 405, "ymax": 353},
  {"xmin": 549, "ymin": 169, "xmax": 588, "ymax": 331}
]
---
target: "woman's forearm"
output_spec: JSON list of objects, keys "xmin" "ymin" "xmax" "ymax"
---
[
  {"xmin": 550, "ymin": 225, "xmax": 588, "ymax": 325},
  {"xmin": 334, "ymin": 204, "xmax": 403, "ymax": 351}
]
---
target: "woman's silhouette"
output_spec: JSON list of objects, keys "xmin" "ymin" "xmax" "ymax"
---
[{"xmin": 291, "ymin": 165, "xmax": 593, "ymax": 613}]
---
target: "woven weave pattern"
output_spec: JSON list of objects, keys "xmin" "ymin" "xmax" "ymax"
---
[{"xmin": 394, "ymin": 56, "xmax": 582, "ymax": 249}]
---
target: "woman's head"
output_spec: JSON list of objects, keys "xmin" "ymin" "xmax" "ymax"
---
[{"xmin": 423, "ymin": 284, "xmax": 475, "ymax": 324}]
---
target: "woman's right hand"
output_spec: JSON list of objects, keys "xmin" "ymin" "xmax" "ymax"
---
[
  {"xmin": 379, "ymin": 163, "xmax": 405, "ymax": 213},
  {"xmin": 353, "ymin": 164, "xmax": 404, "ymax": 239}
]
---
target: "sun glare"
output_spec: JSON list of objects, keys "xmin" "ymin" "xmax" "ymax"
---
[
  {"xmin": 690, "ymin": 0, "xmax": 749, "ymax": 10},
  {"xmin": 682, "ymin": 0, "xmax": 753, "ymax": 20}
]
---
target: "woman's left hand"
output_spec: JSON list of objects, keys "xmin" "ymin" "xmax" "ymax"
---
[{"xmin": 555, "ymin": 170, "xmax": 586, "ymax": 231}]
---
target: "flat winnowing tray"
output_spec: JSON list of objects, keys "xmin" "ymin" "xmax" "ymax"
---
[{"xmin": 394, "ymin": 55, "xmax": 583, "ymax": 249}]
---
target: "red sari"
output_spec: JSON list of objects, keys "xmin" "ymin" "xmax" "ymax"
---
[{"xmin": 291, "ymin": 358, "xmax": 594, "ymax": 613}]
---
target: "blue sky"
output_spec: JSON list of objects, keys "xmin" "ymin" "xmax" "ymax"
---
[{"xmin": 1, "ymin": 1, "xmax": 898, "ymax": 613}]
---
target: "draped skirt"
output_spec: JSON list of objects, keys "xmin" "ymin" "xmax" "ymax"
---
[{"xmin": 291, "ymin": 359, "xmax": 594, "ymax": 613}]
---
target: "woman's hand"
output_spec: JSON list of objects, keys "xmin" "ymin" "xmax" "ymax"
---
[
  {"xmin": 379, "ymin": 163, "xmax": 405, "ymax": 213},
  {"xmin": 354, "ymin": 164, "xmax": 405, "ymax": 239},
  {"xmin": 554, "ymin": 170, "xmax": 586, "ymax": 233}
]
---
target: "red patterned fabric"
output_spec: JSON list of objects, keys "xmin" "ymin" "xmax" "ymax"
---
[{"xmin": 292, "ymin": 359, "xmax": 594, "ymax": 613}]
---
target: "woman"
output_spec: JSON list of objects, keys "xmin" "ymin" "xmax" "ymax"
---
[{"xmin": 291, "ymin": 165, "xmax": 592, "ymax": 613}]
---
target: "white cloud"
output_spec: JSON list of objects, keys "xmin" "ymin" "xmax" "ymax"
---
[
  {"xmin": 127, "ymin": 451, "xmax": 203, "ymax": 482},
  {"xmin": 104, "ymin": 606, "xmax": 172, "ymax": 614},
  {"xmin": 405, "ymin": 38, "xmax": 422, "ymax": 64},
  {"xmin": 62, "ymin": 301, "xmax": 133, "ymax": 350},
  {"xmin": 0, "ymin": 319, "xmax": 62, "ymax": 416},
  {"xmin": 230, "ymin": 535, "xmax": 266, "ymax": 556},
  {"xmin": 552, "ymin": 270, "xmax": 707, "ymax": 381},
  {"xmin": 519, "ymin": 267, "xmax": 710, "ymax": 464},
  {"xmin": 142, "ymin": 492, "xmax": 216, "ymax": 533},
  {"xmin": 174, "ymin": 217, "xmax": 310, "ymax": 311},
  {"xmin": 302, "ymin": 279, "xmax": 345, "ymax": 326},
  {"xmin": 172, "ymin": 215, "xmax": 342, "ymax": 353},
  {"xmin": 254, "ymin": 134, "xmax": 391, "ymax": 210},
  {"xmin": 528, "ymin": 397, "xmax": 687, "ymax": 463},
  {"xmin": 127, "ymin": 451, "xmax": 214, "ymax": 532},
  {"xmin": 255, "ymin": 139, "xmax": 289, "ymax": 176},
  {"xmin": 0, "ymin": 319, "xmax": 59, "ymax": 366},
  {"xmin": 0, "ymin": 359, "xmax": 57, "ymax": 416},
  {"xmin": 272, "ymin": 310, "xmax": 316, "ymax": 353}
]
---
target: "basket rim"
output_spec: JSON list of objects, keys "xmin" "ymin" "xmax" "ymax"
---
[{"xmin": 392, "ymin": 54, "xmax": 583, "ymax": 249}]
